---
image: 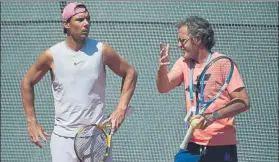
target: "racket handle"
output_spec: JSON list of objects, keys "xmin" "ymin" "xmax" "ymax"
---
[
  {"xmin": 107, "ymin": 134, "xmax": 112, "ymax": 147},
  {"xmin": 179, "ymin": 125, "xmax": 195, "ymax": 150}
]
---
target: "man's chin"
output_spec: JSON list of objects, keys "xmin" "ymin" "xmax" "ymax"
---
[
  {"xmin": 183, "ymin": 53, "xmax": 191, "ymax": 59},
  {"xmin": 77, "ymin": 35, "xmax": 88, "ymax": 41}
]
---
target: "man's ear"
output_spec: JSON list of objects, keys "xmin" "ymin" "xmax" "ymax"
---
[
  {"xmin": 63, "ymin": 20, "xmax": 70, "ymax": 30},
  {"xmin": 193, "ymin": 35, "xmax": 202, "ymax": 45}
]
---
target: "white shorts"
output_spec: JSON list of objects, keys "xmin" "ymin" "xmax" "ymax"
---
[{"xmin": 50, "ymin": 133, "xmax": 112, "ymax": 162}]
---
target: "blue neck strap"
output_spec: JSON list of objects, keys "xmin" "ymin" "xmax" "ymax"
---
[{"xmin": 189, "ymin": 51, "xmax": 213, "ymax": 103}]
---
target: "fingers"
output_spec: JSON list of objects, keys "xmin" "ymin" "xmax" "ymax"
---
[
  {"xmin": 159, "ymin": 43, "xmax": 170, "ymax": 67},
  {"xmin": 34, "ymin": 141, "xmax": 42, "ymax": 148},
  {"xmin": 102, "ymin": 118, "xmax": 110, "ymax": 125},
  {"xmin": 43, "ymin": 131, "xmax": 51, "ymax": 137},
  {"xmin": 190, "ymin": 113, "xmax": 217, "ymax": 130},
  {"xmin": 30, "ymin": 135, "xmax": 42, "ymax": 148},
  {"xmin": 160, "ymin": 62, "xmax": 170, "ymax": 66},
  {"xmin": 165, "ymin": 44, "xmax": 170, "ymax": 57},
  {"xmin": 39, "ymin": 132, "xmax": 47, "ymax": 143},
  {"xmin": 30, "ymin": 132, "xmax": 50, "ymax": 148},
  {"xmin": 190, "ymin": 115, "xmax": 205, "ymax": 129},
  {"xmin": 192, "ymin": 114, "xmax": 214, "ymax": 130},
  {"xmin": 159, "ymin": 42, "xmax": 170, "ymax": 59},
  {"xmin": 160, "ymin": 42, "xmax": 163, "ymax": 50},
  {"xmin": 28, "ymin": 124, "xmax": 49, "ymax": 148},
  {"xmin": 159, "ymin": 55, "xmax": 170, "ymax": 66},
  {"xmin": 110, "ymin": 115, "xmax": 123, "ymax": 135},
  {"xmin": 111, "ymin": 121, "xmax": 116, "ymax": 135},
  {"xmin": 107, "ymin": 109, "xmax": 126, "ymax": 135},
  {"xmin": 160, "ymin": 42, "xmax": 165, "ymax": 58},
  {"xmin": 190, "ymin": 115, "xmax": 202, "ymax": 121},
  {"xmin": 110, "ymin": 119, "xmax": 120, "ymax": 135}
]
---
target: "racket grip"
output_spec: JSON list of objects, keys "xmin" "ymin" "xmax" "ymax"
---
[
  {"xmin": 107, "ymin": 134, "xmax": 112, "ymax": 147},
  {"xmin": 179, "ymin": 125, "xmax": 195, "ymax": 150}
]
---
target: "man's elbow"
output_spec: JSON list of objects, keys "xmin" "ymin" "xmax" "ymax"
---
[
  {"xmin": 239, "ymin": 96, "xmax": 250, "ymax": 113},
  {"xmin": 21, "ymin": 78, "xmax": 33, "ymax": 91},
  {"xmin": 128, "ymin": 67, "xmax": 138, "ymax": 80},
  {"xmin": 244, "ymin": 98, "xmax": 250, "ymax": 112},
  {"xmin": 156, "ymin": 84, "xmax": 171, "ymax": 94},
  {"xmin": 157, "ymin": 89, "xmax": 169, "ymax": 94},
  {"xmin": 21, "ymin": 79, "xmax": 27, "ymax": 89}
]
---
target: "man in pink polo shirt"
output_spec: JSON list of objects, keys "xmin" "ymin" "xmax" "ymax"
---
[{"xmin": 156, "ymin": 16, "xmax": 249, "ymax": 162}]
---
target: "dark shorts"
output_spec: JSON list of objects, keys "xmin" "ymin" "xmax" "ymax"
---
[{"xmin": 174, "ymin": 142, "xmax": 238, "ymax": 162}]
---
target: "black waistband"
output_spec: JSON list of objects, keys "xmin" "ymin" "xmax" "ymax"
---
[{"xmin": 187, "ymin": 142, "xmax": 236, "ymax": 155}]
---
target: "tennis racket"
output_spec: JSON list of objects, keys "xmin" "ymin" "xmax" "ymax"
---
[
  {"xmin": 180, "ymin": 55, "xmax": 235, "ymax": 150},
  {"xmin": 74, "ymin": 106, "xmax": 134, "ymax": 162}
]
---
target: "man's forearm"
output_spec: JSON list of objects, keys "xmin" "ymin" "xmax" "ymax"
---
[
  {"xmin": 156, "ymin": 67, "xmax": 171, "ymax": 93},
  {"xmin": 215, "ymin": 98, "xmax": 249, "ymax": 119},
  {"xmin": 117, "ymin": 68, "xmax": 138, "ymax": 110},
  {"xmin": 21, "ymin": 80, "xmax": 37, "ymax": 123}
]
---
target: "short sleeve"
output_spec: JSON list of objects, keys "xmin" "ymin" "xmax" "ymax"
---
[
  {"xmin": 226, "ymin": 64, "xmax": 245, "ymax": 93},
  {"xmin": 169, "ymin": 57, "xmax": 185, "ymax": 86}
]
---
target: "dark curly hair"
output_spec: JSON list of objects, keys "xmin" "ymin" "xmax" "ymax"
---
[{"xmin": 176, "ymin": 16, "xmax": 215, "ymax": 50}]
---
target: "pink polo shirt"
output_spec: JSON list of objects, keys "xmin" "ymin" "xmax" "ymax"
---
[{"xmin": 170, "ymin": 52, "xmax": 245, "ymax": 146}]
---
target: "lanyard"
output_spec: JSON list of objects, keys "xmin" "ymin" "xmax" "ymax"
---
[
  {"xmin": 189, "ymin": 51, "xmax": 213, "ymax": 114},
  {"xmin": 183, "ymin": 51, "xmax": 213, "ymax": 126}
]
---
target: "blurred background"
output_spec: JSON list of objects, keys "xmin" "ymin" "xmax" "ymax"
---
[{"xmin": 1, "ymin": 1, "xmax": 278, "ymax": 162}]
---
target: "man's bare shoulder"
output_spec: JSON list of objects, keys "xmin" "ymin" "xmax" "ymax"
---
[
  {"xmin": 101, "ymin": 42, "xmax": 119, "ymax": 64},
  {"xmin": 101, "ymin": 42, "xmax": 113, "ymax": 54},
  {"xmin": 37, "ymin": 48, "xmax": 53, "ymax": 66}
]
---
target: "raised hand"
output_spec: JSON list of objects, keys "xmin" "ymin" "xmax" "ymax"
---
[{"xmin": 159, "ymin": 42, "xmax": 171, "ymax": 68}]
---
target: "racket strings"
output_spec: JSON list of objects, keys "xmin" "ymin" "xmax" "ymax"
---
[
  {"xmin": 75, "ymin": 126, "xmax": 108, "ymax": 162},
  {"xmin": 202, "ymin": 58, "xmax": 232, "ymax": 102}
]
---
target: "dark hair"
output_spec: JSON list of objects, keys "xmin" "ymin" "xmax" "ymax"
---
[
  {"xmin": 63, "ymin": 4, "xmax": 88, "ymax": 34},
  {"xmin": 176, "ymin": 16, "xmax": 215, "ymax": 50}
]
